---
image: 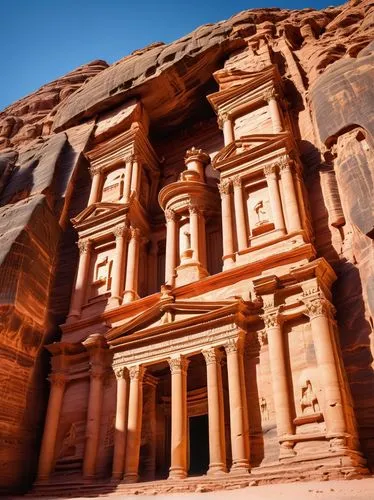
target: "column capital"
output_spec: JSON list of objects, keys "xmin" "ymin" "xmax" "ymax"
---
[
  {"xmin": 218, "ymin": 179, "xmax": 231, "ymax": 196},
  {"xmin": 168, "ymin": 355, "xmax": 189, "ymax": 374},
  {"xmin": 77, "ymin": 238, "xmax": 92, "ymax": 254},
  {"xmin": 303, "ymin": 296, "xmax": 335, "ymax": 320},
  {"xmin": 264, "ymin": 163, "xmax": 277, "ymax": 176},
  {"xmin": 48, "ymin": 372, "xmax": 67, "ymax": 386},
  {"xmin": 130, "ymin": 227, "xmax": 141, "ymax": 241},
  {"xmin": 165, "ymin": 208, "xmax": 177, "ymax": 221},
  {"xmin": 261, "ymin": 308, "xmax": 283, "ymax": 329},
  {"xmin": 276, "ymin": 154, "xmax": 293, "ymax": 173},
  {"xmin": 128, "ymin": 365, "xmax": 145, "ymax": 381},
  {"xmin": 263, "ymin": 87, "xmax": 278, "ymax": 103},
  {"xmin": 202, "ymin": 347, "xmax": 223, "ymax": 365},
  {"xmin": 232, "ymin": 175, "xmax": 242, "ymax": 188},
  {"xmin": 224, "ymin": 337, "xmax": 243, "ymax": 355},
  {"xmin": 89, "ymin": 165, "xmax": 102, "ymax": 178},
  {"xmin": 113, "ymin": 224, "xmax": 129, "ymax": 239},
  {"xmin": 124, "ymin": 153, "xmax": 141, "ymax": 164},
  {"xmin": 115, "ymin": 367, "xmax": 129, "ymax": 380},
  {"xmin": 188, "ymin": 203, "xmax": 203, "ymax": 216},
  {"xmin": 217, "ymin": 111, "xmax": 230, "ymax": 128}
]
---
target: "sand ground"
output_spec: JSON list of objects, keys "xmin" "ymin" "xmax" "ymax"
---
[{"xmin": 9, "ymin": 478, "xmax": 374, "ymax": 500}]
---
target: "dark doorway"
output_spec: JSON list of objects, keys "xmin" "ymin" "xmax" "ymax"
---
[{"xmin": 189, "ymin": 414, "xmax": 209, "ymax": 475}]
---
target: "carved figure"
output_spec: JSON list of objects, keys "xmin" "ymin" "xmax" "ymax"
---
[
  {"xmin": 300, "ymin": 380, "xmax": 320, "ymax": 415},
  {"xmin": 59, "ymin": 423, "xmax": 77, "ymax": 458}
]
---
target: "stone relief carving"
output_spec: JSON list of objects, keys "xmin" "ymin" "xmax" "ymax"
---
[
  {"xmin": 58, "ymin": 423, "xmax": 77, "ymax": 458},
  {"xmin": 300, "ymin": 380, "xmax": 320, "ymax": 415}
]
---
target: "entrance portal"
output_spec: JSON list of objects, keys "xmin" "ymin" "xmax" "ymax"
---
[{"xmin": 188, "ymin": 414, "xmax": 209, "ymax": 475}]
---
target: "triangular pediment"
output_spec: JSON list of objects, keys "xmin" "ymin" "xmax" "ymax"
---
[
  {"xmin": 71, "ymin": 202, "xmax": 128, "ymax": 227},
  {"xmin": 106, "ymin": 298, "xmax": 250, "ymax": 345},
  {"xmin": 213, "ymin": 133, "xmax": 290, "ymax": 169}
]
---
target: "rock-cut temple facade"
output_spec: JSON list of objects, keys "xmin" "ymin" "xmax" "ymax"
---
[{"xmin": 0, "ymin": 0, "xmax": 373, "ymax": 495}]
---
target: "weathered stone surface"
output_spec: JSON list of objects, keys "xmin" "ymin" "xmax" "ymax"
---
[{"xmin": 0, "ymin": 0, "xmax": 374, "ymax": 495}]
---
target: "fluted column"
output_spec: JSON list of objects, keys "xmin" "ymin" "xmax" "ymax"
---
[
  {"xmin": 123, "ymin": 227, "xmax": 140, "ymax": 303},
  {"xmin": 219, "ymin": 180, "xmax": 235, "ymax": 269},
  {"xmin": 189, "ymin": 204, "xmax": 202, "ymax": 265},
  {"xmin": 37, "ymin": 372, "xmax": 67, "ymax": 481},
  {"xmin": 66, "ymin": 239, "xmax": 92, "ymax": 323},
  {"xmin": 123, "ymin": 155, "xmax": 134, "ymax": 203},
  {"xmin": 233, "ymin": 176, "xmax": 248, "ymax": 251},
  {"xmin": 165, "ymin": 209, "xmax": 178, "ymax": 286},
  {"xmin": 219, "ymin": 113, "xmax": 235, "ymax": 145},
  {"xmin": 264, "ymin": 88, "xmax": 283, "ymax": 133},
  {"xmin": 112, "ymin": 367, "xmax": 130, "ymax": 480},
  {"xmin": 304, "ymin": 297, "xmax": 348, "ymax": 450},
  {"xmin": 224, "ymin": 338, "xmax": 250, "ymax": 472},
  {"xmin": 110, "ymin": 225, "xmax": 129, "ymax": 307},
  {"xmin": 278, "ymin": 156, "xmax": 302, "ymax": 232},
  {"xmin": 203, "ymin": 348, "xmax": 227, "ymax": 475},
  {"xmin": 264, "ymin": 164, "xmax": 286, "ymax": 234},
  {"xmin": 262, "ymin": 309, "xmax": 295, "ymax": 459},
  {"xmin": 88, "ymin": 166, "xmax": 103, "ymax": 205},
  {"xmin": 168, "ymin": 355, "xmax": 189, "ymax": 480},
  {"xmin": 124, "ymin": 365, "xmax": 145, "ymax": 483},
  {"xmin": 83, "ymin": 335, "xmax": 109, "ymax": 479}
]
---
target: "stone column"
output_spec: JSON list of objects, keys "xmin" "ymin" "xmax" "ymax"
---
[
  {"xmin": 123, "ymin": 228, "xmax": 140, "ymax": 303},
  {"xmin": 199, "ymin": 210, "xmax": 208, "ymax": 271},
  {"xmin": 124, "ymin": 365, "xmax": 145, "ymax": 483},
  {"xmin": 233, "ymin": 176, "xmax": 248, "ymax": 251},
  {"xmin": 143, "ymin": 374, "xmax": 158, "ymax": 480},
  {"xmin": 219, "ymin": 180, "xmax": 235, "ymax": 269},
  {"xmin": 130, "ymin": 155, "xmax": 141, "ymax": 194},
  {"xmin": 83, "ymin": 335, "xmax": 109, "ymax": 479},
  {"xmin": 219, "ymin": 113, "xmax": 235, "ymax": 145},
  {"xmin": 123, "ymin": 155, "xmax": 134, "ymax": 203},
  {"xmin": 37, "ymin": 372, "xmax": 67, "ymax": 481},
  {"xmin": 263, "ymin": 309, "xmax": 295, "ymax": 459},
  {"xmin": 189, "ymin": 204, "xmax": 203, "ymax": 265},
  {"xmin": 279, "ymin": 156, "xmax": 302, "ymax": 232},
  {"xmin": 184, "ymin": 147, "xmax": 210, "ymax": 181},
  {"xmin": 88, "ymin": 166, "xmax": 103, "ymax": 205},
  {"xmin": 304, "ymin": 297, "xmax": 348, "ymax": 449},
  {"xmin": 168, "ymin": 355, "xmax": 189, "ymax": 479},
  {"xmin": 264, "ymin": 88, "xmax": 283, "ymax": 133},
  {"xmin": 110, "ymin": 225, "xmax": 129, "ymax": 307},
  {"xmin": 66, "ymin": 239, "xmax": 92, "ymax": 323},
  {"xmin": 147, "ymin": 237, "xmax": 158, "ymax": 294},
  {"xmin": 224, "ymin": 338, "xmax": 250, "ymax": 472},
  {"xmin": 165, "ymin": 209, "xmax": 178, "ymax": 286},
  {"xmin": 112, "ymin": 367, "xmax": 129, "ymax": 480},
  {"xmin": 264, "ymin": 164, "xmax": 286, "ymax": 234},
  {"xmin": 202, "ymin": 348, "xmax": 227, "ymax": 475}
]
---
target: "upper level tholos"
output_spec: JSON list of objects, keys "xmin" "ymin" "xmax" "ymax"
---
[{"xmin": 65, "ymin": 64, "xmax": 314, "ymax": 325}]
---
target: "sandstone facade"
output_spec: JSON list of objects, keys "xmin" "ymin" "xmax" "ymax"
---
[{"xmin": 0, "ymin": 0, "xmax": 373, "ymax": 495}]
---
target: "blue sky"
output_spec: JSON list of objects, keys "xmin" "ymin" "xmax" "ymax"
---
[{"xmin": 0, "ymin": 0, "xmax": 341, "ymax": 111}]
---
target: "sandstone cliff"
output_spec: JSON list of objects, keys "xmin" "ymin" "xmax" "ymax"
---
[{"xmin": 0, "ymin": 0, "xmax": 373, "ymax": 492}]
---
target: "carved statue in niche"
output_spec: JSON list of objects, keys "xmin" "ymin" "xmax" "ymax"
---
[
  {"xmin": 260, "ymin": 396, "xmax": 269, "ymax": 421},
  {"xmin": 300, "ymin": 379, "xmax": 320, "ymax": 415},
  {"xmin": 59, "ymin": 423, "xmax": 77, "ymax": 458},
  {"xmin": 91, "ymin": 254, "xmax": 113, "ymax": 298},
  {"xmin": 101, "ymin": 168, "xmax": 126, "ymax": 203},
  {"xmin": 254, "ymin": 200, "xmax": 269, "ymax": 226}
]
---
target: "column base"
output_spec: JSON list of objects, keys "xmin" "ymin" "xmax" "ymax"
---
[
  {"xmin": 279, "ymin": 440, "xmax": 296, "ymax": 459},
  {"xmin": 207, "ymin": 464, "xmax": 227, "ymax": 475},
  {"xmin": 230, "ymin": 460, "xmax": 250, "ymax": 474},
  {"xmin": 108, "ymin": 296, "xmax": 123, "ymax": 308},
  {"xmin": 123, "ymin": 290, "xmax": 140, "ymax": 303},
  {"xmin": 175, "ymin": 260, "xmax": 209, "ymax": 287},
  {"xmin": 111, "ymin": 472, "xmax": 123, "ymax": 481},
  {"xmin": 123, "ymin": 473, "xmax": 139, "ymax": 483},
  {"xmin": 65, "ymin": 313, "xmax": 80, "ymax": 324},
  {"xmin": 222, "ymin": 254, "xmax": 235, "ymax": 270},
  {"xmin": 168, "ymin": 466, "xmax": 187, "ymax": 480}
]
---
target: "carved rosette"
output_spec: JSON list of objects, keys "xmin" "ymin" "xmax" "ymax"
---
[
  {"xmin": 202, "ymin": 347, "xmax": 222, "ymax": 366},
  {"xmin": 304, "ymin": 297, "xmax": 335, "ymax": 320},
  {"xmin": 264, "ymin": 164, "xmax": 277, "ymax": 177},
  {"xmin": 77, "ymin": 239, "xmax": 91, "ymax": 254},
  {"xmin": 263, "ymin": 87, "xmax": 278, "ymax": 103},
  {"xmin": 49, "ymin": 372, "xmax": 67, "ymax": 387},
  {"xmin": 128, "ymin": 365, "xmax": 145, "ymax": 381},
  {"xmin": 218, "ymin": 179, "xmax": 231, "ymax": 196},
  {"xmin": 165, "ymin": 208, "xmax": 177, "ymax": 222},
  {"xmin": 168, "ymin": 356, "xmax": 189, "ymax": 375}
]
